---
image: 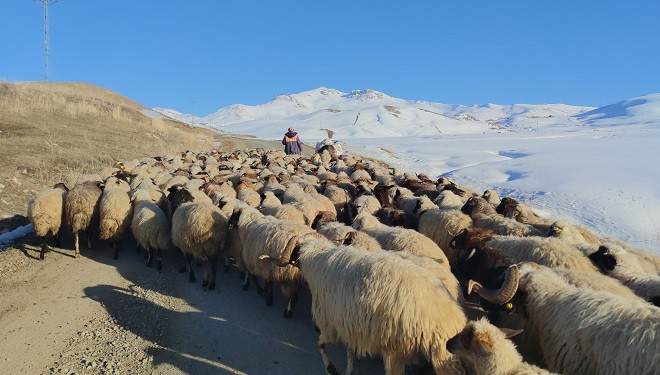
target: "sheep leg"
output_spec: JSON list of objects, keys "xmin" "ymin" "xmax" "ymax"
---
[
  {"xmin": 203, "ymin": 256, "xmax": 218, "ymax": 291},
  {"xmin": 40, "ymin": 233, "xmax": 51, "ymax": 260},
  {"xmin": 156, "ymin": 249, "xmax": 163, "ymax": 271},
  {"xmin": 253, "ymin": 275, "xmax": 264, "ymax": 296},
  {"xmin": 113, "ymin": 240, "xmax": 120, "ymax": 260},
  {"xmin": 178, "ymin": 248, "xmax": 187, "ymax": 273},
  {"xmin": 74, "ymin": 231, "xmax": 80, "ymax": 258},
  {"xmin": 146, "ymin": 247, "xmax": 154, "ymax": 267},
  {"xmin": 346, "ymin": 349, "xmax": 354, "ymax": 375},
  {"xmin": 187, "ymin": 253, "xmax": 196, "ymax": 283},
  {"xmin": 53, "ymin": 231, "xmax": 61, "ymax": 247},
  {"xmin": 223, "ymin": 256, "xmax": 231, "ymax": 273},
  {"xmin": 317, "ymin": 340, "xmax": 340, "ymax": 375},
  {"xmin": 265, "ymin": 281, "xmax": 274, "ymax": 306},
  {"xmin": 86, "ymin": 228, "xmax": 93, "ymax": 249},
  {"xmin": 136, "ymin": 242, "xmax": 142, "ymax": 253},
  {"xmin": 242, "ymin": 272, "xmax": 251, "ymax": 291},
  {"xmin": 283, "ymin": 290, "xmax": 299, "ymax": 319}
]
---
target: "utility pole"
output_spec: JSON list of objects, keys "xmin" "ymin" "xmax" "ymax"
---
[
  {"xmin": 36, "ymin": 1, "xmax": 59, "ymax": 83},
  {"xmin": 191, "ymin": 99, "xmax": 197, "ymax": 126}
]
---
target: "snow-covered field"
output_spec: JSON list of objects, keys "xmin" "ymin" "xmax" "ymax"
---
[{"xmin": 156, "ymin": 90, "xmax": 660, "ymax": 252}]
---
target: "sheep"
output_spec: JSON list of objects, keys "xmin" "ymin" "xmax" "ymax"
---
[
  {"xmin": 260, "ymin": 238, "xmax": 467, "ymax": 375},
  {"xmin": 481, "ymin": 189, "xmax": 501, "ymax": 208},
  {"xmin": 235, "ymin": 180, "xmax": 261, "ymax": 208},
  {"xmin": 131, "ymin": 189, "xmax": 172, "ymax": 271},
  {"xmin": 259, "ymin": 190, "xmax": 282, "ymax": 207},
  {"xmin": 27, "ymin": 182, "xmax": 68, "ymax": 260},
  {"xmin": 496, "ymin": 197, "xmax": 553, "ymax": 233},
  {"xmin": 435, "ymin": 190, "xmax": 466, "ymax": 210},
  {"xmin": 171, "ymin": 201, "xmax": 229, "ymax": 290},
  {"xmin": 260, "ymin": 201, "xmax": 308, "ymax": 226},
  {"xmin": 65, "ymin": 180, "xmax": 104, "ymax": 258},
  {"xmin": 228, "ymin": 206, "xmax": 317, "ymax": 317},
  {"xmin": 462, "ymin": 197, "xmax": 542, "ymax": 237},
  {"xmin": 447, "ymin": 318, "xmax": 552, "ymax": 375},
  {"xmin": 350, "ymin": 169, "xmax": 371, "ymax": 183},
  {"xmin": 352, "ymin": 212, "xmax": 451, "ymax": 269},
  {"xmin": 450, "ymin": 228, "xmax": 599, "ymax": 274},
  {"xmin": 418, "ymin": 209, "xmax": 473, "ymax": 269},
  {"xmin": 316, "ymin": 221, "xmax": 381, "ymax": 251},
  {"xmin": 589, "ymin": 245, "xmax": 660, "ymax": 305},
  {"xmin": 451, "ymin": 231, "xmax": 643, "ymax": 307},
  {"xmin": 322, "ymin": 183, "xmax": 352, "ymax": 222},
  {"xmin": 469, "ymin": 263, "xmax": 660, "ymax": 375},
  {"xmin": 98, "ymin": 177, "xmax": 133, "ymax": 259},
  {"xmin": 602, "ymin": 236, "xmax": 660, "ymax": 274}
]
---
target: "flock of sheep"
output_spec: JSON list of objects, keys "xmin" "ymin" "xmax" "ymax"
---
[{"xmin": 26, "ymin": 147, "xmax": 659, "ymax": 374}]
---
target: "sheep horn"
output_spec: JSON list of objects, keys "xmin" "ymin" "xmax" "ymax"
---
[
  {"xmin": 258, "ymin": 235, "xmax": 300, "ymax": 267},
  {"xmin": 469, "ymin": 265, "xmax": 520, "ymax": 305}
]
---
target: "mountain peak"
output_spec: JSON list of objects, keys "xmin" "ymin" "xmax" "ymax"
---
[{"xmin": 343, "ymin": 89, "xmax": 391, "ymax": 101}]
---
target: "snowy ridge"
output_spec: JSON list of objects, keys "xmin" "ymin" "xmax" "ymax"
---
[{"xmin": 155, "ymin": 87, "xmax": 595, "ymax": 139}]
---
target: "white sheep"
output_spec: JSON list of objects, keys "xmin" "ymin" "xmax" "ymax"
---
[
  {"xmin": 352, "ymin": 212, "xmax": 451, "ymax": 270},
  {"xmin": 588, "ymin": 245, "xmax": 660, "ymax": 305},
  {"xmin": 418, "ymin": 209, "xmax": 473, "ymax": 269},
  {"xmin": 98, "ymin": 177, "xmax": 133, "ymax": 260},
  {"xmin": 447, "ymin": 318, "xmax": 552, "ymax": 375},
  {"xmin": 261, "ymin": 238, "xmax": 467, "ymax": 374},
  {"xmin": 463, "ymin": 197, "xmax": 542, "ymax": 237},
  {"xmin": 316, "ymin": 221, "xmax": 381, "ymax": 251},
  {"xmin": 27, "ymin": 183, "xmax": 68, "ymax": 260},
  {"xmin": 65, "ymin": 180, "xmax": 104, "ymax": 258},
  {"xmin": 435, "ymin": 190, "xmax": 467, "ymax": 210},
  {"xmin": 229, "ymin": 205, "xmax": 317, "ymax": 317},
  {"xmin": 171, "ymin": 201, "xmax": 229, "ymax": 290},
  {"xmin": 131, "ymin": 189, "xmax": 172, "ymax": 271},
  {"xmin": 470, "ymin": 264, "xmax": 660, "ymax": 374}
]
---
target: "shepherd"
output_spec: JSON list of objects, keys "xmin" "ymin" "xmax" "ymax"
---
[{"xmin": 282, "ymin": 127, "xmax": 302, "ymax": 155}]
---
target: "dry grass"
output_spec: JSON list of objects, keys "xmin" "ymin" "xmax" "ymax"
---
[{"xmin": 0, "ymin": 81, "xmax": 215, "ymax": 217}]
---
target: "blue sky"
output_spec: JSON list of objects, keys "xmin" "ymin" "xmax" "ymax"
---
[{"xmin": 1, "ymin": 1, "xmax": 659, "ymax": 115}]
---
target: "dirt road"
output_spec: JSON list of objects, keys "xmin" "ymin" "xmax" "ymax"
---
[{"xmin": 0, "ymin": 137, "xmax": 385, "ymax": 374}]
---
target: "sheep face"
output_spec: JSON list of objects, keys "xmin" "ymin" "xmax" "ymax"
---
[
  {"xmin": 447, "ymin": 319, "xmax": 522, "ymax": 361},
  {"xmin": 588, "ymin": 246, "xmax": 617, "ymax": 271}
]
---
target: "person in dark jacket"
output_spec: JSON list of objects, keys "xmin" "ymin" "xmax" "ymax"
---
[{"xmin": 282, "ymin": 127, "xmax": 302, "ymax": 155}]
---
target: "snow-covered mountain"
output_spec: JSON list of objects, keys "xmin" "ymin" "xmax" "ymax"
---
[
  {"xmin": 154, "ymin": 87, "xmax": 595, "ymax": 140},
  {"xmin": 575, "ymin": 93, "xmax": 660, "ymax": 127}
]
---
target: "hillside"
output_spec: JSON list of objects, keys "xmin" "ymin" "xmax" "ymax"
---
[{"xmin": 0, "ymin": 82, "xmax": 216, "ymax": 219}]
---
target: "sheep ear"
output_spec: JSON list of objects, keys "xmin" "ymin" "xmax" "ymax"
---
[
  {"xmin": 343, "ymin": 231, "xmax": 357, "ymax": 245},
  {"xmin": 474, "ymin": 338, "xmax": 491, "ymax": 357},
  {"xmin": 499, "ymin": 328, "xmax": 523, "ymax": 339}
]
